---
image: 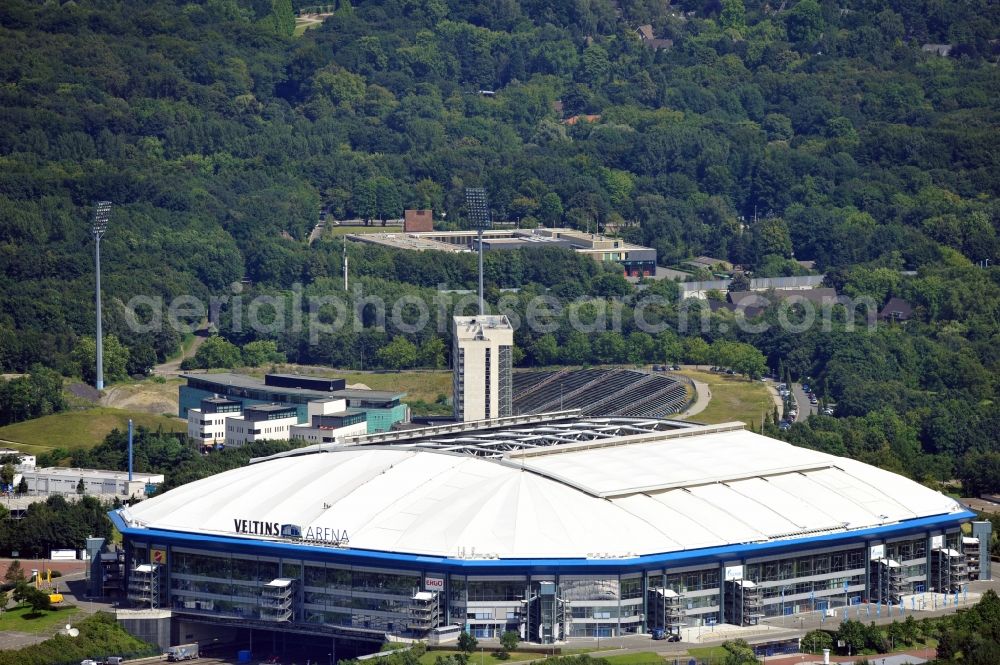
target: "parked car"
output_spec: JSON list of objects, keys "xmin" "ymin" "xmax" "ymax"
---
[
  {"xmin": 670, "ymin": 364, "xmax": 681, "ymax": 371},
  {"xmin": 779, "ymin": 420, "xmax": 792, "ymax": 431}
]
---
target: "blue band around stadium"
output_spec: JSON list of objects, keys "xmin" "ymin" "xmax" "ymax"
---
[{"xmin": 109, "ymin": 509, "xmax": 975, "ymax": 576}]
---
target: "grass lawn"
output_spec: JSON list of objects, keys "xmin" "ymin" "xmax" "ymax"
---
[
  {"xmin": 676, "ymin": 369, "xmax": 774, "ymax": 427},
  {"xmin": 0, "ymin": 407, "xmax": 186, "ymax": 454},
  {"xmin": 225, "ymin": 366, "xmax": 453, "ymax": 415},
  {"xmin": 419, "ymin": 651, "xmax": 537, "ymax": 665},
  {"xmin": 338, "ymin": 370, "xmax": 451, "ymax": 404},
  {"xmin": 601, "ymin": 652, "xmax": 665, "ymax": 665},
  {"xmin": 0, "ymin": 603, "xmax": 80, "ymax": 634},
  {"xmin": 328, "ymin": 224, "xmax": 403, "ymax": 236},
  {"xmin": 686, "ymin": 646, "xmax": 727, "ymax": 661},
  {"xmin": 337, "ymin": 370, "xmax": 451, "ymax": 402}
]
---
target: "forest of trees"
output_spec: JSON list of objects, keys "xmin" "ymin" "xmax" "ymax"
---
[
  {"xmin": 0, "ymin": 2, "xmax": 997, "ymax": 488},
  {"xmin": 0, "ymin": 495, "xmax": 113, "ymax": 557}
]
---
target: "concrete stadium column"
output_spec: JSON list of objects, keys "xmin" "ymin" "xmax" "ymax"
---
[
  {"xmin": 926, "ymin": 531, "xmax": 938, "ymax": 592},
  {"xmin": 863, "ymin": 541, "xmax": 871, "ymax": 604},
  {"xmin": 972, "ymin": 521, "xmax": 993, "ymax": 581},
  {"xmin": 717, "ymin": 562, "xmax": 726, "ymax": 625},
  {"xmin": 640, "ymin": 571, "xmax": 648, "ymax": 634},
  {"xmin": 616, "ymin": 574, "xmax": 621, "ymax": 638}
]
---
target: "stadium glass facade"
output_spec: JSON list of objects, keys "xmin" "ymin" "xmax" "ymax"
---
[{"xmin": 115, "ymin": 513, "xmax": 972, "ymax": 643}]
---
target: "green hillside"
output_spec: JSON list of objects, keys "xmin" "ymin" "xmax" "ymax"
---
[
  {"xmin": 0, "ymin": 0, "xmax": 997, "ymax": 493},
  {"xmin": 0, "ymin": 408, "xmax": 186, "ymax": 454}
]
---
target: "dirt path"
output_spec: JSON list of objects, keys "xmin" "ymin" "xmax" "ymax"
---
[
  {"xmin": 99, "ymin": 381, "xmax": 181, "ymax": 415},
  {"xmin": 153, "ymin": 329, "xmax": 208, "ymax": 377}
]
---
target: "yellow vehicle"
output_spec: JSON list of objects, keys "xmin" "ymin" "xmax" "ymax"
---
[{"xmin": 32, "ymin": 569, "xmax": 64, "ymax": 603}]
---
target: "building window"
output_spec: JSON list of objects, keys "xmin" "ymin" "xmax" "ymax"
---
[
  {"xmin": 454, "ymin": 348, "xmax": 465, "ymax": 419},
  {"xmin": 498, "ymin": 345, "xmax": 512, "ymax": 417},
  {"xmin": 484, "ymin": 348, "xmax": 491, "ymax": 419}
]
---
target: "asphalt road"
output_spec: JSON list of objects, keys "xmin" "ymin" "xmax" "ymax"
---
[{"xmin": 791, "ymin": 382, "xmax": 817, "ymax": 422}]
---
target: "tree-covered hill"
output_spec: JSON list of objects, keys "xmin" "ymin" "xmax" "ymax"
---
[{"xmin": 0, "ymin": 1, "xmax": 998, "ymax": 485}]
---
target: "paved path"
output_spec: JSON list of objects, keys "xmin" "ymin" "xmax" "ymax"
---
[
  {"xmin": 765, "ymin": 380, "xmax": 784, "ymax": 413},
  {"xmin": 791, "ymin": 382, "xmax": 816, "ymax": 422},
  {"xmin": 678, "ymin": 375, "xmax": 711, "ymax": 418},
  {"xmin": 0, "ymin": 629, "xmax": 50, "ymax": 650}
]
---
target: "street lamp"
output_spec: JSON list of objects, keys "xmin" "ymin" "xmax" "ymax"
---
[{"xmin": 91, "ymin": 201, "xmax": 112, "ymax": 390}]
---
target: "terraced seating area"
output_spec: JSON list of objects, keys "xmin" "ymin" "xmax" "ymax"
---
[
  {"xmin": 512, "ymin": 369, "xmax": 557, "ymax": 395},
  {"xmin": 513, "ymin": 368, "xmax": 604, "ymax": 413},
  {"xmin": 619, "ymin": 377, "xmax": 689, "ymax": 417},
  {"xmin": 512, "ymin": 368, "xmax": 689, "ymax": 418}
]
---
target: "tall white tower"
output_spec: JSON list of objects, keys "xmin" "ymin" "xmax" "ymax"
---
[
  {"xmin": 91, "ymin": 201, "xmax": 112, "ymax": 390},
  {"xmin": 452, "ymin": 315, "xmax": 513, "ymax": 422}
]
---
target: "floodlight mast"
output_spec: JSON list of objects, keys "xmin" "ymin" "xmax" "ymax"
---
[
  {"xmin": 464, "ymin": 188, "xmax": 490, "ymax": 316},
  {"xmin": 91, "ymin": 201, "xmax": 112, "ymax": 390}
]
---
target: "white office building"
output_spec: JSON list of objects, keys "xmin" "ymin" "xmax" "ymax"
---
[
  {"xmin": 186, "ymin": 396, "xmax": 243, "ymax": 446},
  {"xmin": 0, "ymin": 448, "xmax": 36, "ymax": 470},
  {"xmin": 225, "ymin": 404, "xmax": 300, "ymax": 447},
  {"xmin": 289, "ymin": 398, "xmax": 368, "ymax": 444},
  {"xmin": 452, "ymin": 315, "xmax": 514, "ymax": 422}
]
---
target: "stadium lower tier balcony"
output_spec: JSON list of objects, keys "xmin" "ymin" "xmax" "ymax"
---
[
  {"xmin": 127, "ymin": 564, "xmax": 162, "ymax": 609},
  {"xmin": 260, "ymin": 579, "xmax": 295, "ymax": 622}
]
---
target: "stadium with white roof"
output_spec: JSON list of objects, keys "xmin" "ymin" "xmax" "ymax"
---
[{"xmin": 111, "ymin": 411, "xmax": 982, "ymax": 646}]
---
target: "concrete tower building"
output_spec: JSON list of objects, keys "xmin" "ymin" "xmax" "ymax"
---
[{"xmin": 452, "ymin": 315, "xmax": 513, "ymax": 421}]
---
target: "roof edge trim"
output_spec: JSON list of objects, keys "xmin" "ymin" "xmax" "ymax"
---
[{"xmin": 109, "ymin": 509, "xmax": 976, "ymax": 573}]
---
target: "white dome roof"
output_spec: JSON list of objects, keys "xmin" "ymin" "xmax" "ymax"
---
[{"xmin": 124, "ymin": 424, "xmax": 964, "ymax": 559}]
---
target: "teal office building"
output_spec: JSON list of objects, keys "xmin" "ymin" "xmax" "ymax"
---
[{"xmin": 179, "ymin": 373, "xmax": 408, "ymax": 433}]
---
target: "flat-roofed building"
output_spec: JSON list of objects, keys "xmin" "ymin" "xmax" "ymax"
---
[
  {"xmin": 225, "ymin": 404, "xmax": 300, "ymax": 447},
  {"xmin": 186, "ymin": 396, "xmax": 242, "ymax": 447},
  {"xmin": 179, "ymin": 373, "xmax": 408, "ymax": 433},
  {"xmin": 290, "ymin": 410, "xmax": 368, "ymax": 444},
  {"xmin": 348, "ymin": 227, "xmax": 656, "ymax": 277},
  {"xmin": 453, "ymin": 315, "xmax": 513, "ymax": 422},
  {"xmin": 0, "ymin": 448, "xmax": 36, "ymax": 470},
  {"xmin": 25, "ymin": 467, "xmax": 163, "ymax": 498}
]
